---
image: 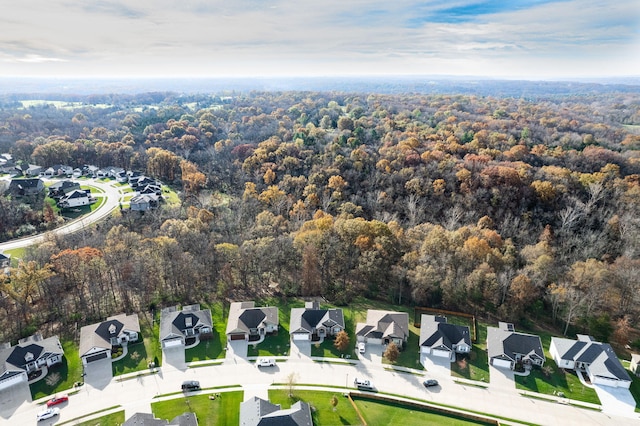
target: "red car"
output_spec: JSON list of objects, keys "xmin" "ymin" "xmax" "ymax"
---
[{"xmin": 46, "ymin": 395, "xmax": 68, "ymax": 407}]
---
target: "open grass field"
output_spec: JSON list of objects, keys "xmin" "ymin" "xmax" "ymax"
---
[
  {"xmin": 73, "ymin": 410, "xmax": 125, "ymax": 426},
  {"xmin": 151, "ymin": 391, "xmax": 243, "ymax": 426},
  {"xmin": 353, "ymin": 396, "xmax": 495, "ymax": 426}
]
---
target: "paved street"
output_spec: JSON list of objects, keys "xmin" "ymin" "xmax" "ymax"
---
[{"xmin": 2, "ymin": 350, "xmax": 640, "ymax": 425}]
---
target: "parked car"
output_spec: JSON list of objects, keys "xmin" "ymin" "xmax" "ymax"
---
[
  {"xmin": 46, "ymin": 394, "xmax": 69, "ymax": 407},
  {"xmin": 37, "ymin": 407, "xmax": 60, "ymax": 421},
  {"xmin": 423, "ymin": 379, "xmax": 439, "ymax": 387},
  {"xmin": 257, "ymin": 358, "xmax": 276, "ymax": 367},
  {"xmin": 354, "ymin": 378, "xmax": 375, "ymax": 391},
  {"xmin": 357, "ymin": 342, "xmax": 366, "ymax": 353},
  {"xmin": 181, "ymin": 380, "xmax": 200, "ymax": 391}
]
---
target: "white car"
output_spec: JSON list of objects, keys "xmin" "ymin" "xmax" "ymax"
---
[
  {"xmin": 37, "ymin": 407, "xmax": 60, "ymax": 421},
  {"xmin": 256, "ymin": 358, "xmax": 276, "ymax": 367},
  {"xmin": 358, "ymin": 342, "xmax": 366, "ymax": 353}
]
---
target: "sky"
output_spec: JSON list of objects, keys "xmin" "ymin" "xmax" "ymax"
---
[{"xmin": 0, "ymin": 0, "xmax": 639, "ymax": 79}]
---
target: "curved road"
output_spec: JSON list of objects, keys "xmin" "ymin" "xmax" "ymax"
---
[{"xmin": 0, "ymin": 177, "xmax": 123, "ymax": 252}]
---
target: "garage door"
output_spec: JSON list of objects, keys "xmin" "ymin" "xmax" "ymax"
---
[
  {"xmin": 163, "ymin": 338, "xmax": 183, "ymax": 348},
  {"xmin": 0, "ymin": 373, "xmax": 26, "ymax": 391},
  {"xmin": 85, "ymin": 352, "xmax": 109, "ymax": 363},
  {"xmin": 492, "ymin": 358, "xmax": 512, "ymax": 369},
  {"xmin": 292, "ymin": 333, "xmax": 309, "ymax": 341},
  {"xmin": 230, "ymin": 334, "xmax": 246, "ymax": 341},
  {"xmin": 432, "ymin": 349, "xmax": 451, "ymax": 358}
]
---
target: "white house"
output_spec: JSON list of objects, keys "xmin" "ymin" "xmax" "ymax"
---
[
  {"xmin": 0, "ymin": 334, "xmax": 64, "ymax": 391},
  {"xmin": 58, "ymin": 189, "xmax": 92, "ymax": 208},
  {"xmin": 550, "ymin": 335, "xmax": 631, "ymax": 388},
  {"xmin": 160, "ymin": 304, "xmax": 213, "ymax": 349}
]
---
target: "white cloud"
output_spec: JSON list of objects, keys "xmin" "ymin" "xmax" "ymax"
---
[{"xmin": 0, "ymin": 0, "xmax": 637, "ymax": 78}]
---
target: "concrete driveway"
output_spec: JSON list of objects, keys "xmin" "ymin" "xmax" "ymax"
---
[
  {"xmin": 0, "ymin": 382, "xmax": 31, "ymax": 419},
  {"xmin": 225, "ymin": 340, "xmax": 249, "ymax": 365},
  {"xmin": 488, "ymin": 365, "xmax": 515, "ymax": 392},
  {"xmin": 594, "ymin": 385, "xmax": 636, "ymax": 416},
  {"xmin": 290, "ymin": 340, "xmax": 311, "ymax": 360},
  {"xmin": 358, "ymin": 343, "xmax": 383, "ymax": 364},
  {"xmin": 162, "ymin": 347, "xmax": 186, "ymax": 371},
  {"xmin": 84, "ymin": 358, "xmax": 112, "ymax": 390},
  {"xmin": 420, "ymin": 353, "xmax": 452, "ymax": 378}
]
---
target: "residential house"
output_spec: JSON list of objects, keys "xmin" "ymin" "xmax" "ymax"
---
[
  {"xmin": 123, "ymin": 412, "xmax": 198, "ymax": 426},
  {"xmin": 0, "ymin": 252, "xmax": 10, "ymax": 268},
  {"xmin": 226, "ymin": 302, "xmax": 279, "ymax": 341},
  {"xmin": 131, "ymin": 176, "xmax": 157, "ymax": 189},
  {"xmin": 240, "ymin": 396, "xmax": 312, "ymax": 426},
  {"xmin": 159, "ymin": 304, "xmax": 213, "ymax": 349},
  {"xmin": 72, "ymin": 168, "xmax": 83, "ymax": 178},
  {"xmin": 79, "ymin": 313, "xmax": 140, "ymax": 366},
  {"xmin": 58, "ymin": 189, "xmax": 92, "ymax": 208},
  {"xmin": 487, "ymin": 322, "xmax": 544, "ymax": 370},
  {"xmin": 631, "ymin": 354, "xmax": 640, "ymax": 377},
  {"xmin": 130, "ymin": 193, "xmax": 160, "ymax": 211},
  {"xmin": 419, "ymin": 314, "xmax": 471, "ymax": 361},
  {"xmin": 14, "ymin": 163, "xmax": 43, "ymax": 177},
  {"xmin": 48, "ymin": 180, "xmax": 80, "ymax": 199},
  {"xmin": 550, "ymin": 335, "xmax": 631, "ymax": 388},
  {"xmin": 138, "ymin": 184, "xmax": 162, "ymax": 196},
  {"xmin": 7, "ymin": 178, "xmax": 44, "ymax": 196},
  {"xmin": 42, "ymin": 165, "xmax": 73, "ymax": 177},
  {"xmin": 290, "ymin": 301, "xmax": 345, "ymax": 342},
  {"xmin": 0, "ymin": 334, "xmax": 64, "ymax": 391},
  {"xmin": 115, "ymin": 171, "xmax": 129, "ymax": 183},
  {"xmin": 355, "ymin": 310, "xmax": 409, "ymax": 349}
]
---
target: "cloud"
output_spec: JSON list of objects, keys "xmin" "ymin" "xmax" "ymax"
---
[{"xmin": 0, "ymin": 0, "xmax": 637, "ymax": 78}]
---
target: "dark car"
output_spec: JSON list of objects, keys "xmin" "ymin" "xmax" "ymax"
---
[
  {"xmin": 423, "ymin": 379, "xmax": 439, "ymax": 387},
  {"xmin": 181, "ymin": 380, "xmax": 200, "ymax": 391},
  {"xmin": 46, "ymin": 394, "xmax": 69, "ymax": 407}
]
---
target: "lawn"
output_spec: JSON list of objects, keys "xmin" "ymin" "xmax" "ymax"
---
[
  {"xmin": 3, "ymin": 247, "xmax": 26, "ymax": 264},
  {"xmin": 247, "ymin": 298, "xmax": 304, "ymax": 357},
  {"xmin": 347, "ymin": 298, "xmax": 424, "ymax": 370},
  {"xmin": 310, "ymin": 307, "xmax": 357, "ymax": 358},
  {"xmin": 185, "ymin": 302, "xmax": 227, "ymax": 362},
  {"xmin": 628, "ymin": 373, "xmax": 640, "ymax": 410},
  {"xmin": 514, "ymin": 360, "xmax": 600, "ymax": 404},
  {"xmin": 451, "ymin": 322, "xmax": 490, "ymax": 382},
  {"xmin": 112, "ymin": 311, "xmax": 163, "ymax": 375},
  {"xmin": 74, "ymin": 410, "xmax": 125, "ymax": 426},
  {"xmin": 353, "ymin": 397, "xmax": 495, "ymax": 426},
  {"xmin": 269, "ymin": 389, "xmax": 362, "ymax": 425},
  {"xmin": 151, "ymin": 391, "xmax": 243, "ymax": 426},
  {"xmin": 31, "ymin": 340, "xmax": 83, "ymax": 399}
]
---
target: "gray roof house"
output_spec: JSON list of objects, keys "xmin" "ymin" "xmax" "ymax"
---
[
  {"xmin": 355, "ymin": 310, "xmax": 409, "ymax": 349},
  {"xmin": 240, "ymin": 396, "xmax": 313, "ymax": 426},
  {"xmin": 0, "ymin": 334, "xmax": 64, "ymax": 391},
  {"xmin": 130, "ymin": 193, "xmax": 160, "ymax": 211},
  {"xmin": 80, "ymin": 313, "xmax": 140, "ymax": 366},
  {"xmin": 48, "ymin": 180, "xmax": 80, "ymax": 198},
  {"xmin": 487, "ymin": 322, "xmax": 544, "ymax": 370},
  {"xmin": 419, "ymin": 314, "xmax": 471, "ymax": 361},
  {"xmin": 7, "ymin": 178, "xmax": 44, "ymax": 196},
  {"xmin": 0, "ymin": 252, "xmax": 10, "ymax": 268},
  {"xmin": 160, "ymin": 304, "xmax": 213, "ymax": 350},
  {"xmin": 550, "ymin": 335, "xmax": 631, "ymax": 388},
  {"xmin": 290, "ymin": 301, "xmax": 345, "ymax": 342},
  {"xmin": 226, "ymin": 302, "xmax": 279, "ymax": 342},
  {"xmin": 123, "ymin": 412, "xmax": 198, "ymax": 426}
]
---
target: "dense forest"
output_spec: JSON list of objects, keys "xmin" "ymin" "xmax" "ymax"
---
[{"xmin": 1, "ymin": 88, "xmax": 639, "ymax": 349}]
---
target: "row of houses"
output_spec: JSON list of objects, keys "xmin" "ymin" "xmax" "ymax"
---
[{"xmin": 421, "ymin": 316, "xmax": 633, "ymax": 389}]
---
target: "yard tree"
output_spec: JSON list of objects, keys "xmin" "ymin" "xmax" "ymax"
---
[
  {"xmin": 330, "ymin": 395, "xmax": 339, "ymax": 411},
  {"xmin": 333, "ymin": 330, "xmax": 350, "ymax": 352},
  {"xmin": 384, "ymin": 342, "xmax": 400, "ymax": 363}
]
